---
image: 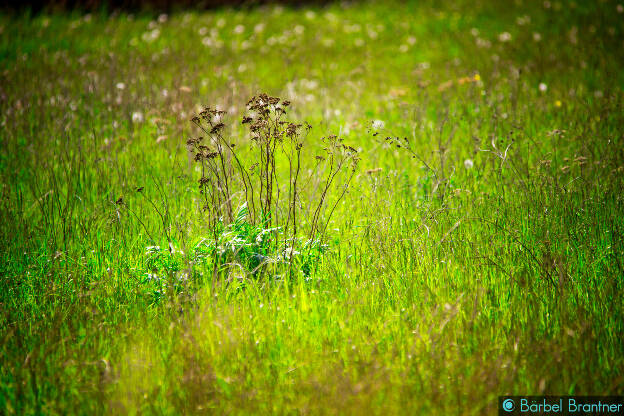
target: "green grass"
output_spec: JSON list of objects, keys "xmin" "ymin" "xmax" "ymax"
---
[{"xmin": 1, "ymin": 0, "xmax": 623, "ymax": 414}]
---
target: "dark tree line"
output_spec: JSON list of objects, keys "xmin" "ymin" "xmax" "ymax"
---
[{"xmin": 2, "ymin": 0, "xmax": 335, "ymax": 13}]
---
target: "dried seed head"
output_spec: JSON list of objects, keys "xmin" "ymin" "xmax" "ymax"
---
[{"xmin": 210, "ymin": 122, "xmax": 225, "ymax": 134}]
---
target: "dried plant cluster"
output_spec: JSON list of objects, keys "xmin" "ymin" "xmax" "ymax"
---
[{"xmin": 187, "ymin": 93, "xmax": 359, "ymax": 276}]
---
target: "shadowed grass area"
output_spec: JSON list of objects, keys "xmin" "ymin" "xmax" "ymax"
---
[{"xmin": 1, "ymin": 0, "xmax": 623, "ymax": 414}]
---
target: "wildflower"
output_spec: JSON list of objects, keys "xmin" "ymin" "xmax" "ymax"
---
[
  {"xmin": 116, "ymin": 82, "xmax": 126, "ymax": 90},
  {"xmin": 438, "ymin": 79, "xmax": 454, "ymax": 92},
  {"xmin": 389, "ymin": 88, "xmax": 407, "ymax": 97},
  {"xmin": 344, "ymin": 24, "xmax": 361, "ymax": 33},
  {"xmin": 617, "ymin": 4, "xmax": 623, "ymax": 13},
  {"xmin": 372, "ymin": 120, "xmax": 385, "ymax": 130},
  {"xmin": 146, "ymin": 273, "xmax": 160, "ymax": 282},
  {"xmin": 233, "ymin": 25, "xmax": 245, "ymax": 35},
  {"xmin": 555, "ymin": 100, "xmax": 562, "ymax": 107},
  {"xmin": 539, "ymin": 83, "xmax": 548, "ymax": 92},
  {"xmin": 533, "ymin": 32, "xmax": 542, "ymax": 42},
  {"xmin": 464, "ymin": 159, "xmax": 474, "ymax": 169},
  {"xmin": 476, "ymin": 38, "xmax": 492, "ymax": 48},
  {"xmin": 142, "ymin": 29, "xmax": 160, "ymax": 42},
  {"xmin": 132, "ymin": 111, "xmax": 144, "ymax": 123},
  {"xmin": 498, "ymin": 32, "xmax": 512, "ymax": 42},
  {"xmin": 473, "ymin": 74, "xmax": 481, "ymax": 82}
]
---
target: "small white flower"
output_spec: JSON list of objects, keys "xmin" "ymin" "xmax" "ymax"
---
[
  {"xmin": 372, "ymin": 119, "xmax": 385, "ymax": 130},
  {"xmin": 132, "ymin": 111, "xmax": 144, "ymax": 123},
  {"xmin": 116, "ymin": 82, "xmax": 126, "ymax": 90},
  {"xmin": 617, "ymin": 4, "xmax": 623, "ymax": 13},
  {"xmin": 142, "ymin": 28, "xmax": 160, "ymax": 42},
  {"xmin": 294, "ymin": 25, "xmax": 305, "ymax": 35},
  {"xmin": 399, "ymin": 44, "xmax": 409, "ymax": 53},
  {"xmin": 464, "ymin": 159, "xmax": 474, "ymax": 169},
  {"xmin": 254, "ymin": 23, "xmax": 265, "ymax": 33},
  {"xmin": 158, "ymin": 14, "xmax": 168, "ymax": 23},
  {"xmin": 476, "ymin": 38, "xmax": 492, "ymax": 48},
  {"xmin": 498, "ymin": 32, "xmax": 512, "ymax": 42},
  {"xmin": 539, "ymin": 83, "xmax": 548, "ymax": 92},
  {"xmin": 234, "ymin": 24, "xmax": 245, "ymax": 34},
  {"xmin": 146, "ymin": 273, "xmax": 160, "ymax": 282},
  {"xmin": 470, "ymin": 28, "xmax": 480, "ymax": 36},
  {"xmin": 305, "ymin": 10, "xmax": 316, "ymax": 20},
  {"xmin": 533, "ymin": 32, "xmax": 542, "ymax": 42}
]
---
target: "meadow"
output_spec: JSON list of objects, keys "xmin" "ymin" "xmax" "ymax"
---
[{"xmin": 1, "ymin": 0, "xmax": 623, "ymax": 414}]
